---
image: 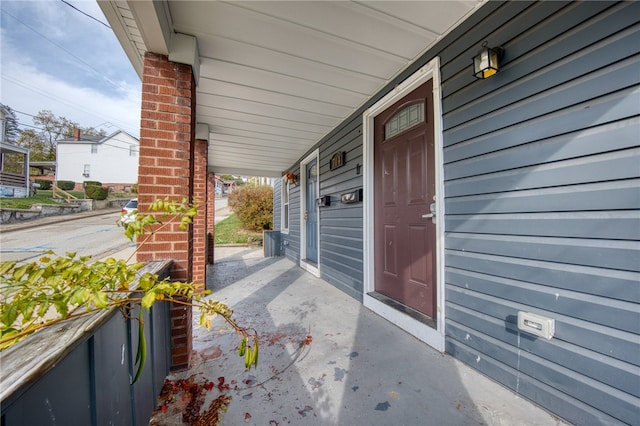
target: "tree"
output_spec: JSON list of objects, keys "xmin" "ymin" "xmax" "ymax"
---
[
  {"xmin": 1, "ymin": 104, "xmax": 21, "ymax": 143},
  {"xmin": 14, "ymin": 110, "xmax": 106, "ymax": 160},
  {"xmin": 17, "ymin": 129, "xmax": 50, "ymax": 161}
]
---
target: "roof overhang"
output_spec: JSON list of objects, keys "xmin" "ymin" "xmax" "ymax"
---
[
  {"xmin": 0, "ymin": 142, "xmax": 29, "ymax": 155},
  {"xmin": 98, "ymin": 0, "xmax": 483, "ymax": 177}
]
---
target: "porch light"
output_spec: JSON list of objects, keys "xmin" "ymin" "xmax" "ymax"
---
[{"xmin": 473, "ymin": 42, "xmax": 504, "ymax": 79}]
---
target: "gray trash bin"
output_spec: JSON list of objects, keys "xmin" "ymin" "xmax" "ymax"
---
[{"xmin": 263, "ymin": 230, "xmax": 281, "ymax": 257}]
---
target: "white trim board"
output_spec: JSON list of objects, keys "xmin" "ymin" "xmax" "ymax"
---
[
  {"xmin": 299, "ymin": 149, "xmax": 320, "ymax": 278},
  {"xmin": 362, "ymin": 57, "xmax": 446, "ymax": 352}
]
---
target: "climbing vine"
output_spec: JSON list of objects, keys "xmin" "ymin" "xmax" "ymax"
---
[{"xmin": 0, "ymin": 197, "xmax": 259, "ymax": 382}]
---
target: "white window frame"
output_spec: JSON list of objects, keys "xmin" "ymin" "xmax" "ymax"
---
[
  {"xmin": 129, "ymin": 145, "xmax": 138, "ymax": 157},
  {"xmin": 91, "ymin": 144, "xmax": 98, "ymax": 154},
  {"xmin": 83, "ymin": 164, "xmax": 90, "ymax": 178},
  {"xmin": 281, "ymin": 177, "xmax": 290, "ymax": 234}
]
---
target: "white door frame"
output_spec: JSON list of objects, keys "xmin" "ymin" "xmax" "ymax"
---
[
  {"xmin": 299, "ymin": 149, "xmax": 320, "ymax": 277},
  {"xmin": 362, "ymin": 57, "xmax": 446, "ymax": 352}
]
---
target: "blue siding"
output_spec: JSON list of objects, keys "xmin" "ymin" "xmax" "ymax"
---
[
  {"xmin": 278, "ymin": 1, "xmax": 640, "ymax": 424},
  {"xmin": 440, "ymin": 2, "xmax": 640, "ymax": 425}
]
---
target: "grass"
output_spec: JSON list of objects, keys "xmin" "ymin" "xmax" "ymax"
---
[
  {"xmin": 214, "ymin": 213, "xmax": 263, "ymax": 245},
  {"xmin": 0, "ymin": 191, "xmax": 134, "ymax": 210},
  {"xmin": 0, "ymin": 194, "xmax": 64, "ymax": 209}
]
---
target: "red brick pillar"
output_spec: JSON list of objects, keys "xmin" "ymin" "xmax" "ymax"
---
[
  {"xmin": 138, "ymin": 52, "xmax": 196, "ymax": 371},
  {"xmin": 207, "ymin": 173, "xmax": 216, "ymax": 264},
  {"xmin": 192, "ymin": 139, "xmax": 208, "ymax": 290}
]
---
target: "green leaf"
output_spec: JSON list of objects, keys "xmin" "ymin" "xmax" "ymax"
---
[
  {"xmin": 93, "ymin": 291, "xmax": 109, "ymax": 309},
  {"xmin": 141, "ymin": 292, "xmax": 156, "ymax": 309},
  {"xmin": 0, "ymin": 261, "xmax": 17, "ymax": 275},
  {"xmin": 132, "ymin": 315, "xmax": 146, "ymax": 384},
  {"xmin": 27, "ymin": 268, "xmax": 45, "ymax": 285},
  {"xmin": 12, "ymin": 263, "xmax": 31, "ymax": 281},
  {"xmin": 2, "ymin": 303, "xmax": 19, "ymax": 326}
]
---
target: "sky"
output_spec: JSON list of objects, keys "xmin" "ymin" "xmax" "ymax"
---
[{"xmin": 0, "ymin": 0, "xmax": 141, "ymax": 137}]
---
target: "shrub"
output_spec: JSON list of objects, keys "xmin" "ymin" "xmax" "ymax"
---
[
  {"xmin": 228, "ymin": 185, "xmax": 273, "ymax": 231},
  {"xmin": 56, "ymin": 180, "xmax": 75, "ymax": 191},
  {"xmin": 34, "ymin": 179, "xmax": 51, "ymax": 190},
  {"xmin": 85, "ymin": 185, "xmax": 108, "ymax": 200},
  {"xmin": 83, "ymin": 180, "xmax": 102, "ymax": 188}
]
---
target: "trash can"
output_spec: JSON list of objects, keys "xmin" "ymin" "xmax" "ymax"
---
[{"xmin": 263, "ymin": 230, "xmax": 281, "ymax": 257}]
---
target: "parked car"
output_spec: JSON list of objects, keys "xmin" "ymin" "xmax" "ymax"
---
[{"xmin": 120, "ymin": 198, "xmax": 138, "ymax": 228}]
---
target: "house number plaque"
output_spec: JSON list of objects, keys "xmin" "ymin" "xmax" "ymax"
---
[{"xmin": 330, "ymin": 151, "xmax": 345, "ymax": 171}]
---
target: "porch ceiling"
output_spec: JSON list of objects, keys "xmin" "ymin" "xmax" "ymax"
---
[{"xmin": 99, "ymin": 1, "xmax": 480, "ymax": 177}]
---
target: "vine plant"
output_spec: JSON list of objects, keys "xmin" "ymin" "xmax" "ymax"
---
[{"xmin": 0, "ymin": 198, "xmax": 259, "ymax": 382}]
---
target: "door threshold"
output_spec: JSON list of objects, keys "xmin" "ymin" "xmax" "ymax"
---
[
  {"xmin": 302, "ymin": 259, "xmax": 317, "ymax": 267},
  {"xmin": 300, "ymin": 259, "xmax": 320, "ymax": 277},
  {"xmin": 367, "ymin": 291, "xmax": 436, "ymax": 329}
]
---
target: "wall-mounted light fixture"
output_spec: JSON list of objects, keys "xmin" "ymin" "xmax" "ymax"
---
[{"xmin": 473, "ymin": 42, "xmax": 504, "ymax": 79}]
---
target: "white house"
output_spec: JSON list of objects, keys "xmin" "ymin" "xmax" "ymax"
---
[{"xmin": 56, "ymin": 129, "xmax": 139, "ymax": 192}]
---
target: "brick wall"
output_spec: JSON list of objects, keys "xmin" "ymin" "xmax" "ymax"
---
[{"xmin": 138, "ymin": 52, "xmax": 196, "ymax": 371}]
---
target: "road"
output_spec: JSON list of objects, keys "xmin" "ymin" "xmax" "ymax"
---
[
  {"xmin": 214, "ymin": 196, "xmax": 230, "ymax": 223},
  {"xmin": 0, "ymin": 212, "xmax": 134, "ymax": 263}
]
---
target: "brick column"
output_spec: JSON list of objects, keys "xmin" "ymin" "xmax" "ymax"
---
[
  {"xmin": 138, "ymin": 52, "xmax": 196, "ymax": 371},
  {"xmin": 192, "ymin": 139, "xmax": 208, "ymax": 290},
  {"xmin": 207, "ymin": 173, "xmax": 216, "ymax": 264}
]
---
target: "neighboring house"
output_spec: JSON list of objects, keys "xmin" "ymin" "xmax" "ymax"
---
[
  {"xmin": 56, "ymin": 129, "xmax": 139, "ymax": 192},
  {"xmin": 0, "ymin": 142, "xmax": 30, "ymax": 198},
  {"xmin": 67, "ymin": 1, "xmax": 638, "ymax": 425},
  {"xmin": 1, "ymin": 104, "xmax": 30, "ymax": 197}
]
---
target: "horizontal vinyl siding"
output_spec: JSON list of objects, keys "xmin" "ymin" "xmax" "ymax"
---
[
  {"xmin": 440, "ymin": 2, "xmax": 640, "ymax": 425},
  {"xmin": 317, "ymin": 115, "xmax": 364, "ymax": 299},
  {"xmin": 282, "ymin": 178, "xmax": 301, "ymax": 263},
  {"xmin": 279, "ymin": 113, "xmax": 364, "ymax": 298}
]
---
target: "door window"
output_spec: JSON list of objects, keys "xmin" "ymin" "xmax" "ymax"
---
[{"xmin": 384, "ymin": 103, "xmax": 424, "ymax": 140}]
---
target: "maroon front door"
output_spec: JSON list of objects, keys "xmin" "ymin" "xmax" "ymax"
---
[{"xmin": 373, "ymin": 80, "xmax": 436, "ymax": 319}]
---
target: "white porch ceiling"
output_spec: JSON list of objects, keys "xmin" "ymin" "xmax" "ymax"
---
[{"xmin": 99, "ymin": 1, "xmax": 480, "ymax": 177}]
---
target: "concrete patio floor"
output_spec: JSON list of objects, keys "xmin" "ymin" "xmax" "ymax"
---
[{"xmin": 150, "ymin": 246, "xmax": 568, "ymax": 426}]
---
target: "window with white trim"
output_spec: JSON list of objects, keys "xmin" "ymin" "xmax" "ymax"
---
[
  {"xmin": 129, "ymin": 145, "xmax": 138, "ymax": 157},
  {"xmin": 281, "ymin": 178, "xmax": 290, "ymax": 232},
  {"xmin": 91, "ymin": 144, "xmax": 98, "ymax": 154},
  {"xmin": 83, "ymin": 164, "xmax": 90, "ymax": 177}
]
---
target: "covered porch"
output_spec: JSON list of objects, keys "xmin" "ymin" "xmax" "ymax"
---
[
  {"xmin": 96, "ymin": 0, "xmax": 485, "ymax": 370},
  {"xmin": 94, "ymin": 1, "xmax": 639, "ymax": 425},
  {"xmin": 150, "ymin": 246, "xmax": 564, "ymax": 425}
]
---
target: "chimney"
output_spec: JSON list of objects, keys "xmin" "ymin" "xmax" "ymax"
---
[{"xmin": 73, "ymin": 127, "xmax": 80, "ymax": 141}]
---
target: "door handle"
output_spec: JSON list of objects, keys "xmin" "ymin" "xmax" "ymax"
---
[{"xmin": 422, "ymin": 203, "xmax": 436, "ymax": 223}]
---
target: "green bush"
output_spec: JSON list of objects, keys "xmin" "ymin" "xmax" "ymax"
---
[
  {"xmin": 56, "ymin": 180, "xmax": 75, "ymax": 191},
  {"xmin": 228, "ymin": 185, "xmax": 273, "ymax": 231},
  {"xmin": 85, "ymin": 185, "xmax": 108, "ymax": 200},
  {"xmin": 34, "ymin": 179, "xmax": 51, "ymax": 190},
  {"xmin": 83, "ymin": 180, "xmax": 102, "ymax": 188}
]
